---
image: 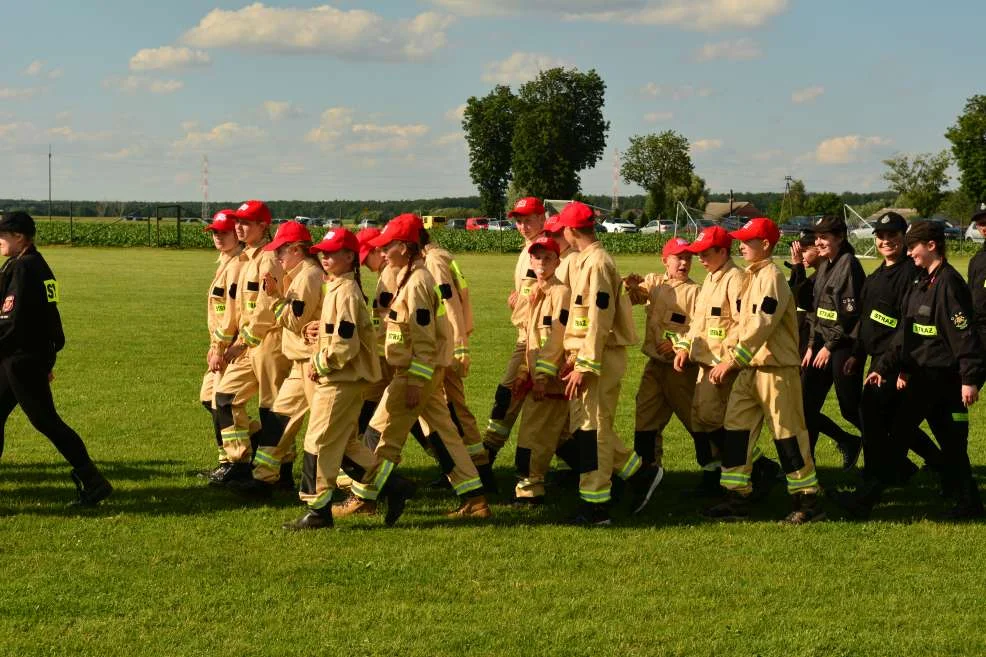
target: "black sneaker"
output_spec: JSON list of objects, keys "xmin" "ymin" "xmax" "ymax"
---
[
  {"xmin": 783, "ymin": 493, "xmax": 827, "ymax": 524},
  {"xmin": 566, "ymin": 502, "xmax": 612, "ymax": 526},
  {"xmin": 701, "ymin": 491, "xmax": 751, "ymax": 521},
  {"xmin": 830, "ymin": 489, "xmax": 873, "ymax": 520},
  {"xmin": 837, "ymin": 437, "xmax": 863, "ymax": 471},
  {"xmin": 68, "ymin": 465, "xmax": 113, "ymax": 507},
  {"xmin": 208, "ymin": 461, "xmax": 252, "ymax": 487},
  {"xmin": 628, "ymin": 465, "xmax": 664, "ymax": 514},
  {"xmin": 283, "ymin": 508, "xmax": 334, "ymax": 530},
  {"xmin": 383, "ymin": 474, "xmax": 417, "ymax": 527}
]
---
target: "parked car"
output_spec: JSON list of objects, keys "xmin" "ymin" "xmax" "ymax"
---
[
  {"xmin": 966, "ymin": 223, "xmax": 984, "ymax": 243},
  {"xmin": 356, "ymin": 218, "xmax": 379, "ymax": 230},
  {"xmin": 446, "ymin": 218, "xmax": 467, "ymax": 230},
  {"xmin": 466, "ymin": 217, "xmax": 489, "ymax": 231},
  {"xmin": 323, "ymin": 218, "xmax": 344, "ymax": 228},
  {"xmin": 487, "ymin": 219, "xmax": 516, "ymax": 231},
  {"xmin": 929, "ymin": 217, "xmax": 962, "ymax": 239},
  {"xmin": 124, "ymin": 213, "xmax": 144, "ymax": 221},
  {"xmin": 601, "ymin": 218, "xmax": 639, "ymax": 234},
  {"xmin": 640, "ymin": 220, "xmax": 674, "ymax": 235},
  {"xmin": 778, "ymin": 216, "xmax": 819, "ymax": 235}
]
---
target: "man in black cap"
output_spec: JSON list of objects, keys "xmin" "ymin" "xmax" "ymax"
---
[
  {"xmin": 0, "ymin": 211, "xmax": 112, "ymax": 506},
  {"xmin": 966, "ymin": 208, "xmax": 986, "ymax": 349}
]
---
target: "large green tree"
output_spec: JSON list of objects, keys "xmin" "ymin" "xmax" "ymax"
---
[
  {"xmin": 882, "ymin": 151, "xmax": 951, "ymax": 217},
  {"xmin": 945, "ymin": 95, "xmax": 986, "ymax": 205},
  {"xmin": 510, "ymin": 68, "xmax": 610, "ymax": 199},
  {"xmin": 462, "ymin": 85, "xmax": 518, "ymax": 218},
  {"xmin": 778, "ymin": 179, "xmax": 806, "ymax": 221},
  {"xmin": 804, "ymin": 192, "xmax": 843, "ymax": 216},
  {"xmin": 664, "ymin": 173, "xmax": 708, "ymax": 223},
  {"xmin": 619, "ymin": 131, "xmax": 694, "ymax": 221}
]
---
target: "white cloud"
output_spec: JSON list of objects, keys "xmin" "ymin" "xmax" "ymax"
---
[
  {"xmin": 644, "ymin": 111, "xmax": 673, "ymax": 122},
  {"xmin": 47, "ymin": 68, "xmax": 63, "ymax": 80},
  {"xmin": 791, "ymin": 85, "xmax": 825, "ymax": 104},
  {"xmin": 275, "ymin": 161, "xmax": 307, "ymax": 175},
  {"xmin": 639, "ymin": 83, "xmax": 713, "ymax": 100},
  {"xmin": 482, "ymin": 52, "xmax": 570, "ymax": 84},
  {"xmin": 640, "ymin": 82, "xmax": 661, "ymax": 97},
  {"xmin": 180, "ymin": 120, "xmax": 200, "ymax": 132},
  {"xmin": 24, "ymin": 61, "xmax": 44, "ymax": 76},
  {"xmin": 47, "ymin": 126, "xmax": 113, "ymax": 142},
  {"xmin": 815, "ymin": 135, "xmax": 892, "ymax": 164},
  {"xmin": 305, "ymin": 107, "xmax": 429, "ymax": 154},
  {"xmin": 304, "ymin": 107, "xmax": 355, "ymax": 144},
  {"xmin": 750, "ymin": 149, "xmax": 783, "ymax": 162},
  {"xmin": 445, "ymin": 104, "xmax": 467, "ymax": 122},
  {"xmin": 0, "ymin": 122, "xmax": 35, "ymax": 140},
  {"xmin": 181, "ymin": 3, "xmax": 454, "ymax": 61},
  {"xmin": 104, "ymin": 76, "xmax": 185, "ymax": 94},
  {"xmin": 172, "ymin": 122, "xmax": 266, "ymax": 150},
  {"xmin": 102, "ymin": 146, "xmax": 144, "ymax": 160},
  {"xmin": 130, "ymin": 46, "xmax": 211, "ymax": 71},
  {"xmin": 695, "ymin": 37, "xmax": 761, "ymax": 62},
  {"xmin": 429, "ymin": 0, "xmax": 788, "ymax": 30},
  {"xmin": 691, "ymin": 138, "xmax": 723, "ymax": 153},
  {"xmin": 262, "ymin": 100, "xmax": 305, "ymax": 121},
  {"xmin": 0, "ymin": 87, "xmax": 42, "ymax": 100},
  {"xmin": 351, "ymin": 123, "xmax": 429, "ymax": 139},
  {"xmin": 434, "ymin": 132, "xmax": 465, "ymax": 146}
]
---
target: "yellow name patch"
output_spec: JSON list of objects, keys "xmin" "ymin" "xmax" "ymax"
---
[
  {"xmin": 247, "ymin": 301, "xmax": 257, "ymax": 311},
  {"xmin": 574, "ymin": 317, "xmax": 590, "ymax": 330},
  {"xmin": 43, "ymin": 279, "xmax": 59, "ymax": 303},
  {"xmin": 214, "ymin": 303, "xmax": 226, "ymax": 314},
  {"xmin": 386, "ymin": 331, "xmax": 404, "ymax": 343},
  {"xmin": 816, "ymin": 308, "xmax": 837, "ymax": 321},
  {"xmin": 708, "ymin": 327, "xmax": 726, "ymax": 339},
  {"xmin": 912, "ymin": 323, "xmax": 937, "ymax": 337}
]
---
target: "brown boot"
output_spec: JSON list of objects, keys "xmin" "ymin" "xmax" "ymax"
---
[
  {"xmin": 332, "ymin": 494, "xmax": 378, "ymax": 518},
  {"xmin": 446, "ymin": 495, "xmax": 492, "ymax": 519}
]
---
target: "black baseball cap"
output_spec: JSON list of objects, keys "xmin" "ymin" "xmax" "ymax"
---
[
  {"xmin": 873, "ymin": 211, "xmax": 908, "ymax": 234},
  {"xmin": 904, "ymin": 220, "xmax": 945, "ymax": 247},
  {"xmin": 0, "ymin": 211, "xmax": 36, "ymax": 238},
  {"xmin": 812, "ymin": 214, "xmax": 846, "ymax": 234},
  {"xmin": 971, "ymin": 208, "xmax": 986, "ymax": 225}
]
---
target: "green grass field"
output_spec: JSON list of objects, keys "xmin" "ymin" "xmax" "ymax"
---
[{"xmin": 2, "ymin": 247, "xmax": 985, "ymax": 657}]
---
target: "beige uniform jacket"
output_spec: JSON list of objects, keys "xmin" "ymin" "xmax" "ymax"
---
[
  {"xmin": 236, "ymin": 240, "xmax": 285, "ymax": 348},
  {"xmin": 424, "ymin": 244, "xmax": 472, "ymax": 359},
  {"xmin": 510, "ymin": 235, "xmax": 542, "ymax": 337},
  {"xmin": 683, "ymin": 259, "xmax": 746, "ymax": 366},
  {"xmin": 520, "ymin": 276, "xmax": 571, "ymax": 392},
  {"xmin": 564, "ymin": 241, "xmax": 638, "ymax": 375},
  {"xmin": 207, "ymin": 247, "xmax": 243, "ymax": 349},
  {"xmin": 270, "ymin": 258, "xmax": 325, "ymax": 361},
  {"xmin": 383, "ymin": 261, "xmax": 452, "ymax": 386},
  {"xmin": 639, "ymin": 275, "xmax": 699, "ymax": 363},
  {"xmin": 556, "ymin": 246, "xmax": 576, "ymax": 287},
  {"xmin": 728, "ymin": 259, "xmax": 801, "ymax": 368},
  {"xmin": 311, "ymin": 272, "xmax": 382, "ymax": 384}
]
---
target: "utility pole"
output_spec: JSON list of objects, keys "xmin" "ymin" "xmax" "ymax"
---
[
  {"xmin": 782, "ymin": 175, "xmax": 793, "ymax": 220},
  {"xmin": 729, "ymin": 188, "xmax": 734, "ymax": 217}
]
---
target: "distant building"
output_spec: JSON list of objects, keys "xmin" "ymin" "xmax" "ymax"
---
[{"xmin": 704, "ymin": 201, "xmax": 760, "ymax": 221}]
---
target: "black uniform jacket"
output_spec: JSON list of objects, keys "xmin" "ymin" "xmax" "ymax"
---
[
  {"xmin": 807, "ymin": 246, "xmax": 865, "ymax": 352},
  {"xmin": 967, "ymin": 242, "xmax": 986, "ymax": 345},
  {"xmin": 0, "ymin": 245, "xmax": 65, "ymax": 363},
  {"xmin": 787, "ymin": 261, "xmax": 815, "ymax": 354},
  {"xmin": 875, "ymin": 261, "xmax": 985, "ymax": 387},
  {"xmin": 851, "ymin": 258, "xmax": 919, "ymax": 360}
]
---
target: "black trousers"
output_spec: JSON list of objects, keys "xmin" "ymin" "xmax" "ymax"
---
[
  {"xmin": 0, "ymin": 352, "xmax": 92, "ymax": 469},
  {"xmin": 860, "ymin": 364, "xmax": 941, "ymax": 474},
  {"xmin": 802, "ymin": 345, "xmax": 862, "ymax": 453}
]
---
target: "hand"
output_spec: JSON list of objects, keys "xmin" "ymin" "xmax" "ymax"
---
[
  {"xmin": 309, "ymin": 368, "xmax": 320, "ymax": 382},
  {"xmin": 508, "ymin": 290, "xmax": 519, "ymax": 310},
  {"xmin": 656, "ymin": 339, "xmax": 675, "ymax": 356},
  {"xmin": 896, "ymin": 373, "xmax": 909, "ymax": 391},
  {"xmin": 864, "ymin": 371, "xmax": 884, "ymax": 387},
  {"xmin": 801, "ymin": 348, "xmax": 813, "ymax": 369},
  {"xmin": 48, "ymin": 371, "xmax": 55, "ymax": 383},
  {"xmin": 673, "ymin": 349, "xmax": 689, "ymax": 373},
  {"xmin": 531, "ymin": 378, "xmax": 546, "ymax": 402},
  {"xmin": 559, "ymin": 359, "xmax": 574, "ymax": 381},
  {"xmin": 261, "ymin": 272, "xmax": 278, "ymax": 296},
  {"xmin": 962, "ymin": 384, "xmax": 979, "ymax": 407},
  {"xmin": 622, "ymin": 273, "xmax": 643, "ymax": 289},
  {"xmin": 456, "ymin": 352, "xmax": 471, "ymax": 378},
  {"xmin": 303, "ymin": 321, "xmax": 320, "ymax": 344},
  {"xmin": 842, "ymin": 356, "xmax": 858, "ymax": 376},
  {"xmin": 405, "ymin": 384, "xmax": 421, "ymax": 410},
  {"xmin": 207, "ymin": 349, "xmax": 226, "ymax": 373},
  {"xmin": 563, "ymin": 369, "xmax": 587, "ymax": 400},
  {"xmin": 224, "ymin": 343, "xmax": 246, "ymax": 363},
  {"xmin": 790, "ymin": 241, "xmax": 803, "ymax": 265},
  {"xmin": 709, "ymin": 361, "xmax": 734, "ymax": 385},
  {"xmin": 812, "ymin": 346, "xmax": 831, "ymax": 369},
  {"xmin": 511, "ymin": 376, "xmax": 528, "ymax": 398}
]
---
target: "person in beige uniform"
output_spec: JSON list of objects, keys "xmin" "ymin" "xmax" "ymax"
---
[
  {"xmin": 623, "ymin": 238, "xmax": 699, "ymax": 508},
  {"xmin": 232, "ymin": 220, "xmax": 324, "ymax": 494},
  {"xmin": 512, "ymin": 236, "xmax": 572, "ymax": 504},
  {"xmin": 200, "ymin": 210, "xmax": 243, "ymax": 477},
  {"xmin": 483, "ymin": 197, "xmax": 545, "ymax": 460},
  {"xmin": 211, "ymin": 200, "xmax": 291, "ymax": 486},
  {"xmin": 335, "ymin": 214, "xmax": 491, "ymax": 525},
  {"xmin": 283, "ymin": 228, "xmax": 382, "ymax": 530},
  {"xmin": 673, "ymin": 226, "xmax": 781, "ymax": 498},
  {"xmin": 703, "ymin": 218, "xmax": 823, "ymax": 524},
  {"xmin": 558, "ymin": 202, "xmax": 660, "ymax": 525},
  {"xmin": 543, "ymin": 213, "xmax": 576, "ymax": 287}
]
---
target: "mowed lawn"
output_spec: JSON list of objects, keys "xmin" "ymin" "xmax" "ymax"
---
[{"xmin": 2, "ymin": 246, "xmax": 986, "ymax": 657}]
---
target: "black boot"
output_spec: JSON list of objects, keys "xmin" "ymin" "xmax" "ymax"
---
[
  {"xmin": 836, "ymin": 435, "xmax": 863, "ymax": 471},
  {"xmin": 783, "ymin": 493, "xmax": 827, "ymax": 524},
  {"xmin": 69, "ymin": 463, "xmax": 113, "ymax": 507},
  {"xmin": 283, "ymin": 506, "xmax": 334, "ymax": 530},
  {"xmin": 627, "ymin": 465, "xmax": 664, "ymax": 514},
  {"xmin": 483, "ymin": 442, "xmax": 500, "ymax": 466},
  {"xmin": 208, "ymin": 461, "xmax": 252, "ymax": 487},
  {"xmin": 701, "ymin": 491, "xmax": 751, "ymax": 521},
  {"xmin": 681, "ymin": 469, "xmax": 723, "ymax": 499},
  {"xmin": 832, "ymin": 479, "xmax": 884, "ymax": 520},
  {"xmin": 566, "ymin": 502, "xmax": 612, "ymax": 526},
  {"xmin": 941, "ymin": 478, "xmax": 986, "ymax": 520},
  {"xmin": 382, "ymin": 473, "xmax": 417, "ymax": 526},
  {"xmin": 477, "ymin": 463, "xmax": 498, "ymax": 496},
  {"xmin": 278, "ymin": 462, "xmax": 296, "ymax": 492}
]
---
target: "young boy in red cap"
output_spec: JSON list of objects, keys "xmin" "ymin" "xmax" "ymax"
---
[
  {"xmin": 482, "ymin": 197, "xmax": 546, "ymax": 461},
  {"xmin": 622, "ymin": 237, "xmax": 698, "ymax": 510},
  {"xmin": 558, "ymin": 202, "xmax": 659, "ymax": 525},
  {"xmin": 703, "ymin": 218, "xmax": 822, "ymax": 523},
  {"xmin": 511, "ymin": 236, "xmax": 572, "ymax": 505}
]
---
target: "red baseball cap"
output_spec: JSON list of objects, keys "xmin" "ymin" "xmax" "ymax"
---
[
  {"xmin": 556, "ymin": 202, "xmax": 595, "ymax": 229},
  {"xmin": 662, "ymin": 237, "xmax": 691, "ymax": 257},
  {"xmin": 204, "ymin": 209, "xmax": 236, "ymax": 233},
  {"xmin": 543, "ymin": 214, "xmax": 563, "ymax": 233},
  {"xmin": 729, "ymin": 217, "xmax": 780, "ymax": 245},
  {"xmin": 508, "ymin": 197, "xmax": 546, "ymax": 218},
  {"xmin": 391, "ymin": 213, "xmax": 424, "ymax": 232},
  {"xmin": 355, "ymin": 227, "xmax": 382, "ymax": 264},
  {"xmin": 310, "ymin": 227, "xmax": 360, "ymax": 255},
  {"xmin": 232, "ymin": 200, "xmax": 272, "ymax": 225},
  {"xmin": 369, "ymin": 215, "xmax": 422, "ymax": 247},
  {"xmin": 528, "ymin": 235, "xmax": 560, "ymax": 256},
  {"xmin": 687, "ymin": 225, "xmax": 733, "ymax": 253},
  {"xmin": 264, "ymin": 220, "xmax": 312, "ymax": 251}
]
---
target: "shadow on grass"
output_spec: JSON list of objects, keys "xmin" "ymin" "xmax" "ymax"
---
[{"xmin": 0, "ymin": 459, "xmax": 981, "ymax": 526}]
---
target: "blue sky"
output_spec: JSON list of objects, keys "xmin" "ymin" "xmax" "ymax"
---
[{"xmin": 0, "ymin": 0, "xmax": 982, "ymax": 204}]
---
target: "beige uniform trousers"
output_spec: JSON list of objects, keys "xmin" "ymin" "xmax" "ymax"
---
[
  {"xmin": 299, "ymin": 380, "xmax": 376, "ymax": 509},
  {"xmin": 353, "ymin": 368, "xmax": 483, "ymax": 500},
  {"xmin": 200, "ymin": 369, "xmax": 225, "ymax": 462},
  {"xmin": 252, "ymin": 360, "xmax": 313, "ymax": 483},
  {"xmin": 419, "ymin": 362, "xmax": 488, "ymax": 466},
  {"xmin": 484, "ymin": 341, "xmax": 527, "ymax": 449},
  {"xmin": 215, "ymin": 338, "xmax": 291, "ymax": 463},
  {"xmin": 721, "ymin": 366, "xmax": 819, "ymax": 496},
  {"xmin": 634, "ymin": 359, "xmax": 697, "ymax": 467},
  {"xmin": 515, "ymin": 394, "xmax": 571, "ymax": 498},
  {"xmin": 572, "ymin": 347, "xmax": 643, "ymax": 503},
  {"xmin": 691, "ymin": 366, "xmax": 738, "ymax": 433}
]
